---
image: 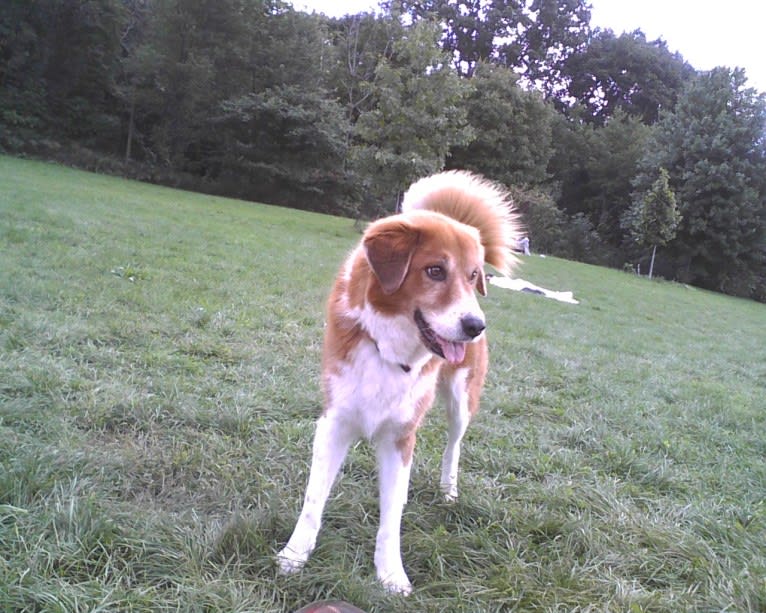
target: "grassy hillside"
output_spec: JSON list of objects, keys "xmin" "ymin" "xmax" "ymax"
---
[{"xmin": 1, "ymin": 155, "xmax": 764, "ymax": 612}]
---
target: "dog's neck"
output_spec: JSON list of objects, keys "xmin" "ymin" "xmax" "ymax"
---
[
  {"xmin": 358, "ymin": 307, "xmax": 432, "ymax": 374},
  {"xmin": 371, "ymin": 338, "xmax": 411, "ymax": 373}
]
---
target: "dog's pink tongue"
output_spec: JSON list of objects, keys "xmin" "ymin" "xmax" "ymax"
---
[{"xmin": 440, "ymin": 339, "xmax": 467, "ymax": 364}]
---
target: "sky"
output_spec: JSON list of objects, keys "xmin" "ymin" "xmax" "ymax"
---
[{"xmin": 290, "ymin": 0, "xmax": 766, "ymax": 93}]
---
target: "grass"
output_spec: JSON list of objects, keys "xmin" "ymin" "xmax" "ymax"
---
[{"xmin": 1, "ymin": 154, "xmax": 765, "ymax": 612}]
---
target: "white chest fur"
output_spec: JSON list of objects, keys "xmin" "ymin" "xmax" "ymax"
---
[{"xmin": 326, "ymin": 340, "xmax": 437, "ymax": 441}]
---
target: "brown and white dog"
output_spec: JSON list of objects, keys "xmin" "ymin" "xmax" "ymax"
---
[{"xmin": 277, "ymin": 171, "xmax": 519, "ymax": 594}]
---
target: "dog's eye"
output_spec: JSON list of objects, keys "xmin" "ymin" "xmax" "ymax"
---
[
  {"xmin": 426, "ymin": 265, "xmax": 447, "ymax": 281},
  {"xmin": 470, "ymin": 269, "xmax": 479, "ymax": 282}
]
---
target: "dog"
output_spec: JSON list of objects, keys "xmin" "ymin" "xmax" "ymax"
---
[{"xmin": 277, "ymin": 171, "xmax": 519, "ymax": 594}]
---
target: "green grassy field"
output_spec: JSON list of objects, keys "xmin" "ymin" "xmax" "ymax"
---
[{"xmin": 1, "ymin": 155, "xmax": 765, "ymax": 612}]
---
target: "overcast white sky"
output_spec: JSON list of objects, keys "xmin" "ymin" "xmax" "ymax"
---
[{"xmin": 290, "ymin": 0, "xmax": 766, "ymax": 93}]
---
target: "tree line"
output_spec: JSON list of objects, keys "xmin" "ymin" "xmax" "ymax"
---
[{"xmin": 2, "ymin": 0, "xmax": 765, "ymax": 300}]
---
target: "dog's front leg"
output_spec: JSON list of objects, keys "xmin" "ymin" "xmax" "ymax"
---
[
  {"xmin": 277, "ymin": 414, "xmax": 354, "ymax": 574},
  {"xmin": 440, "ymin": 392, "xmax": 471, "ymax": 501},
  {"xmin": 374, "ymin": 433, "xmax": 414, "ymax": 595},
  {"xmin": 439, "ymin": 369, "xmax": 473, "ymax": 501}
]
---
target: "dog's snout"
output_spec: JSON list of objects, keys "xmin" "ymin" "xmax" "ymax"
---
[{"xmin": 461, "ymin": 314, "xmax": 486, "ymax": 339}]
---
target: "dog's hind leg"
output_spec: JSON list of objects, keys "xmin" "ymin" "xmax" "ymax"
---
[{"xmin": 277, "ymin": 414, "xmax": 355, "ymax": 574}]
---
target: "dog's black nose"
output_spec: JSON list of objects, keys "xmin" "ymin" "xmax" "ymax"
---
[{"xmin": 461, "ymin": 314, "xmax": 486, "ymax": 338}]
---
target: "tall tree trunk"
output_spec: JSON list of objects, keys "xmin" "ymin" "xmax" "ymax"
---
[
  {"xmin": 125, "ymin": 93, "xmax": 135, "ymax": 163},
  {"xmin": 649, "ymin": 244, "xmax": 657, "ymax": 279}
]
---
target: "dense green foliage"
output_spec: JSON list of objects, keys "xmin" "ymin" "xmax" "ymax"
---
[
  {"xmin": 1, "ymin": 157, "xmax": 765, "ymax": 612},
  {"xmin": 1, "ymin": 0, "xmax": 765, "ymax": 300},
  {"xmin": 562, "ymin": 29, "xmax": 695, "ymax": 124},
  {"xmin": 623, "ymin": 167, "xmax": 681, "ymax": 279},
  {"xmin": 632, "ymin": 68, "xmax": 766, "ymax": 296}
]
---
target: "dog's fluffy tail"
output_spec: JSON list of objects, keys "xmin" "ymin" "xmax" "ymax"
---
[{"xmin": 401, "ymin": 170, "xmax": 521, "ymax": 275}]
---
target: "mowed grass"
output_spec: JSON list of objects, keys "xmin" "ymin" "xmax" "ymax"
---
[{"xmin": 1, "ymin": 155, "xmax": 764, "ymax": 612}]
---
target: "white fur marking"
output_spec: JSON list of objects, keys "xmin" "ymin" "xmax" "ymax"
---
[
  {"xmin": 328, "ymin": 340, "xmax": 436, "ymax": 440},
  {"xmin": 359, "ymin": 307, "xmax": 432, "ymax": 371},
  {"xmin": 277, "ymin": 415, "xmax": 355, "ymax": 573},
  {"xmin": 375, "ymin": 436, "xmax": 413, "ymax": 594},
  {"xmin": 440, "ymin": 368, "xmax": 471, "ymax": 501},
  {"xmin": 279, "ymin": 338, "xmax": 438, "ymax": 592},
  {"xmin": 427, "ymin": 288, "xmax": 485, "ymax": 343}
]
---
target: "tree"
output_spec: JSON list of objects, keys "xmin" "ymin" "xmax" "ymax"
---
[
  {"xmin": 0, "ymin": 0, "xmax": 51, "ymax": 148},
  {"xmin": 624, "ymin": 167, "xmax": 681, "ymax": 278},
  {"xmin": 561, "ymin": 29, "xmax": 695, "ymax": 124},
  {"xmin": 326, "ymin": 12, "xmax": 397, "ymax": 125},
  {"xmin": 634, "ymin": 68, "xmax": 766, "ymax": 297},
  {"xmin": 391, "ymin": 0, "xmax": 590, "ymax": 89},
  {"xmin": 580, "ymin": 110, "xmax": 652, "ymax": 245},
  {"xmin": 0, "ymin": 0, "xmax": 127, "ymax": 150},
  {"xmin": 214, "ymin": 84, "xmax": 350, "ymax": 211},
  {"xmin": 447, "ymin": 61, "xmax": 555, "ymax": 188},
  {"xmin": 323, "ymin": 10, "xmax": 402, "ymax": 201},
  {"xmin": 514, "ymin": 0, "xmax": 591, "ymax": 98},
  {"xmin": 122, "ymin": 0, "xmax": 245, "ymax": 168},
  {"xmin": 390, "ymin": 0, "xmax": 527, "ymax": 77},
  {"xmin": 120, "ymin": 0, "xmax": 356, "ymax": 208},
  {"xmin": 352, "ymin": 19, "xmax": 473, "ymax": 215},
  {"xmin": 206, "ymin": 7, "xmax": 353, "ymax": 209}
]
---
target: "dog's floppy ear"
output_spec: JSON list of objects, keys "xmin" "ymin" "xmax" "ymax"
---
[{"xmin": 363, "ymin": 219, "xmax": 420, "ymax": 295}]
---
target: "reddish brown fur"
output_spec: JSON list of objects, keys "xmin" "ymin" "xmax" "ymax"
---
[
  {"xmin": 402, "ymin": 170, "xmax": 521, "ymax": 275},
  {"xmin": 362, "ymin": 213, "xmax": 486, "ymax": 318},
  {"xmin": 441, "ymin": 339, "xmax": 488, "ymax": 416}
]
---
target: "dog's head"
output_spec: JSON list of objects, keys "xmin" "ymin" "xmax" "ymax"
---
[{"xmin": 362, "ymin": 211, "xmax": 487, "ymax": 365}]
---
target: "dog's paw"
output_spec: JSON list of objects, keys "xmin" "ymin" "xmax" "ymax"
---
[
  {"xmin": 378, "ymin": 568, "xmax": 413, "ymax": 596},
  {"xmin": 276, "ymin": 547, "xmax": 308, "ymax": 575},
  {"xmin": 440, "ymin": 482, "xmax": 458, "ymax": 502}
]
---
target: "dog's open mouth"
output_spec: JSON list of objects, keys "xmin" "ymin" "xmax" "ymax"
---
[{"xmin": 414, "ymin": 309, "xmax": 467, "ymax": 365}]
